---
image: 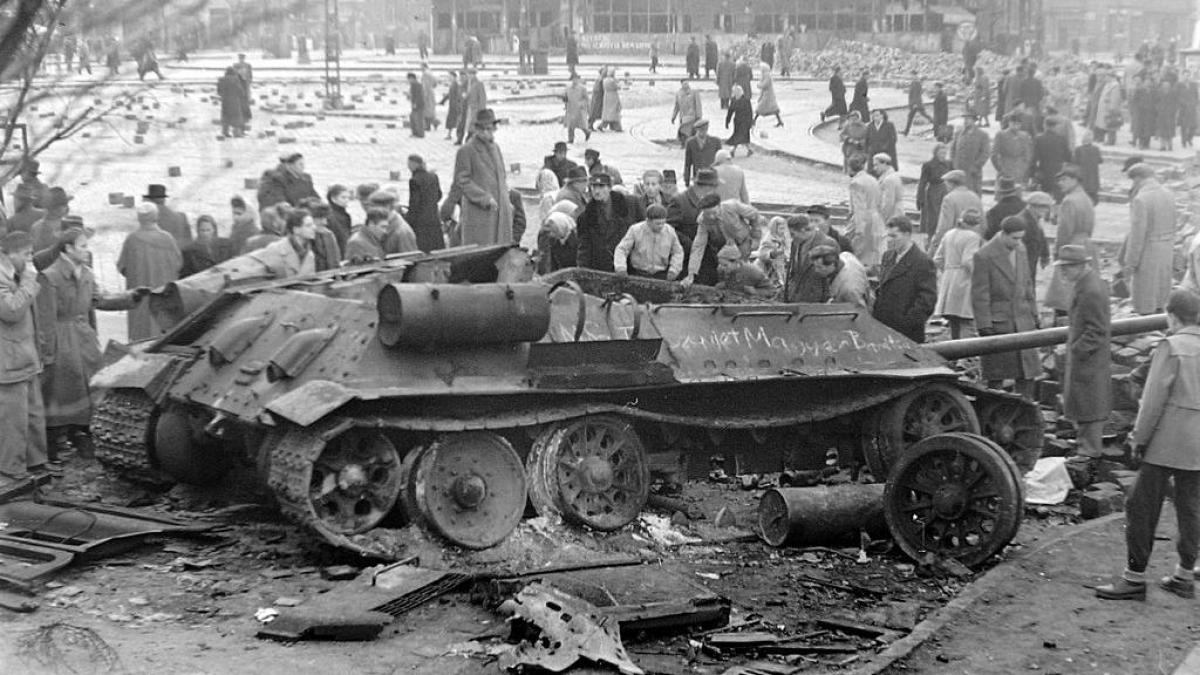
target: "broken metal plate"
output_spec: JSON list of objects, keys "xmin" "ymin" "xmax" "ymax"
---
[
  {"xmin": 0, "ymin": 539, "xmax": 74, "ymax": 592},
  {"xmin": 257, "ymin": 610, "xmax": 393, "ymax": 642},
  {"xmin": 0, "ymin": 498, "xmax": 213, "ymax": 560},
  {"xmin": 500, "ymin": 582, "xmax": 644, "ymax": 675}
]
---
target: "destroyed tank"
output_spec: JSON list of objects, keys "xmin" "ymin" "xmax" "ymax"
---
[{"xmin": 90, "ymin": 245, "xmax": 1168, "ymax": 567}]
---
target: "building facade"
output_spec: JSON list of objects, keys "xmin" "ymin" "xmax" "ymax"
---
[{"xmin": 1040, "ymin": 0, "xmax": 1195, "ymax": 56}]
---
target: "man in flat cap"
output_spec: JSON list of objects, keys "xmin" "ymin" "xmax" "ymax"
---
[
  {"xmin": 683, "ymin": 119, "xmax": 721, "ymax": 188},
  {"xmin": 1045, "ymin": 164, "xmax": 1096, "ymax": 315},
  {"xmin": 257, "ymin": 153, "xmax": 319, "ymax": 209},
  {"xmin": 451, "ymin": 109, "xmax": 513, "ymax": 246},
  {"xmin": 1123, "ymin": 163, "xmax": 1175, "ymax": 314},
  {"xmin": 717, "ymin": 244, "xmax": 775, "ymax": 297},
  {"xmin": 576, "ymin": 173, "xmax": 636, "ymax": 272},
  {"xmin": 1057, "ymin": 244, "xmax": 1111, "ymax": 476},
  {"xmin": 117, "ymin": 203, "xmax": 182, "ymax": 341},
  {"xmin": 809, "ymin": 243, "xmax": 871, "ymax": 308},
  {"xmin": 0, "ymin": 231, "xmax": 48, "ymax": 485}
]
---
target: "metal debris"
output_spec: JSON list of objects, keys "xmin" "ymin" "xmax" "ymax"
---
[{"xmin": 500, "ymin": 582, "xmax": 644, "ymax": 674}]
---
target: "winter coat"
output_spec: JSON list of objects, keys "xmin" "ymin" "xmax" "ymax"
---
[
  {"xmin": 717, "ymin": 60, "xmax": 735, "ymax": 100},
  {"xmin": 601, "ymin": 76, "xmax": 621, "ymax": 123},
  {"xmin": 421, "ymin": 70, "xmax": 438, "ymax": 121},
  {"xmin": 257, "ymin": 164, "xmax": 319, "ymax": 209},
  {"xmin": 951, "ymin": 126, "xmax": 990, "ymax": 192},
  {"xmin": 877, "ymin": 170, "xmax": 905, "ymax": 223},
  {"xmin": 251, "ymin": 238, "xmax": 316, "ymax": 278},
  {"xmin": 576, "ymin": 192, "xmax": 637, "ymax": 273},
  {"xmin": 1044, "ymin": 185, "xmax": 1097, "ymax": 312},
  {"xmin": 1094, "ymin": 79, "xmax": 1124, "ymax": 131},
  {"xmin": 971, "ymin": 235, "xmax": 1040, "ymax": 380},
  {"xmin": 1031, "ymin": 131, "xmax": 1072, "ymax": 191},
  {"xmin": 714, "ymin": 163, "xmax": 749, "ymax": 204},
  {"xmin": 828, "ymin": 75, "xmax": 848, "ymax": 116},
  {"xmin": 683, "ymin": 134, "xmax": 721, "ymax": 186},
  {"xmin": 666, "ymin": 187, "xmax": 706, "ymax": 275},
  {"xmin": 217, "ymin": 72, "xmax": 248, "ymax": 128},
  {"xmin": 673, "ymin": 87, "xmax": 702, "ymax": 137},
  {"xmin": 1157, "ymin": 81, "xmax": 1180, "ymax": 139},
  {"xmin": 867, "ymin": 121, "xmax": 899, "ymax": 169},
  {"xmin": 726, "ymin": 95, "xmax": 753, "ymax": 145},
  {"xmin": 1132, "ymin": 326, "xmax": 1200, "ymax": 470},
  {"xmin": 970, "ymin": 73, "xmax": 991, "ymax": 117},
  {"xmin": 0, "ymin": 255, "xmax": 40, "ymax": 385},
  {"xmin": 1124, "ymin": 179, "xmax": 1177, "ymax": 314},
  {"xmin": 734, "ymin": 63, "xmax": 753, "ymax": 101},
  {"xmin": 1073, "ymin": 143, "xmax": 1102, "ymax": 202},
  {"xmin": 849, "ymin": 76, "xmax": 870, "ymax": 122},
  {"xmin": 686, "ymin": 43, "xmax": 700, "ymax": 73},
  {"xmin": 705, "ymin": 40, "xmax": 718, "ymax": 71},
  {"xmin": 180, "ymin": 238, "xmax": 234, "ymax": 277},
  {"xmin": 873, "ymin": 245, "xmax": 937, "ymax": 343},
  {"xmin": 757, "ymin": 71, "xmax": 780, "ymax": 116},
  {"xmin": 35, "ymin": 256, "xmax": 134, "ymax": 427},
  {"xmin": 464, "ymin": 79, "xmax": 488, "ymax": 129},
  {"xmin": 1063, "ymin": 268, "xmax": 1112, "ymax": 423},
  {"xmin": 409, "ymin": 168, "xmax": 445, "ymax": 252},
  {"xmin": 916, "ymin": 158, "xmax": 952, "ymax": 237},
  {"xmin": 589, "ymin": 77, "xmax": 605, "ymax": 123},
  {"xmin": 564, "ymin": 83, "xmax": 590, "ymax": 130},
  {"xmin": 930, "ymin": 185, "xmax": 983, "ymax": 255},
  {"xmin": 848, "ymin": 170, "xmax": 884, "ymax": 267},
  {"xmin": 990, "ymin": 127, "xmax": 1032, "ymax": 182},
  {"xmin": 443, "ymin": 80, "xmax": 463, "ymax": 129},
  {"xmin": 933, "ymin": 227, "xmax": 982, "ymax": 319},
  {"xmin": 452, "ymin": 133, "xmax": 513, "ymax": 246}
]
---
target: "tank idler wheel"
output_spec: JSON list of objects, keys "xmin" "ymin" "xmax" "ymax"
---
[
  {"xmin": 294, "ymin": 427, "xmax": 403, "ymax": 535},
  {"xmin": 884, "ymin": 432, "xmax": 1023, "ymax": 568},
  {"xmin": 527, "ymin": 415, "xmax": 650, "ymax": 531},
  {"xmin": 979, "ymin": 398, "xmax": 1044, "ymax": 475},
  {"xmin": 865, "ymin": 383, "xmax": 981, "ymax": 478},
  {"xmin": 409, "ymin": 432, "xmax": 527, "ymax": 550}
]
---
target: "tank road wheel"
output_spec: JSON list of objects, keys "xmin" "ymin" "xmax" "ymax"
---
[
  {"xmin": 979, "ymin": 399, "xmax": 1044, "ymax": 475},
  {"xmin": 267, "ymin": 424, "xmax": 403, "ymax": 535},
  {"xmin": 92, "ymin": 388, "xmax": 171, "ymax": 486},
  {"xmin": 865, "ymin": 383, "xmax": 981, "ymax": 478},
  {"xmin": 527, "ymin": 415, "xmax": 650, "ymax": 531},
  {"xmin": 407, "ymin": 432, "xmax": 527, "ymax": 550},
  {"xmin": 153, "ymin": 405, "xmax": 234, "ymax": 486},
  {"xmin": 884, "ymin": 433, "xmax": 1023, "ymax": 568}
]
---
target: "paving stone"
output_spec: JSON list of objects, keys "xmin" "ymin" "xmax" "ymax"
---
[{"xmin": 1080, "ymin": 486, "xmax": 1124, "ymax": 519}]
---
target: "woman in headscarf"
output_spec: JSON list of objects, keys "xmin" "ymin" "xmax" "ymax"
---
[
  {"xmin": 537, "ymin": 200, "xmax": 579, "ymax": 274},
  {"xmin": 180, "ymin": 214, "xmax": 234, "ymax": 277},
  {"xmin": 755, "ymin": 215, "xmax": 791, "ymax": 286},
  {"xmin": 754, "ymin": 64, "xmax": 783, "ymax": 127},
  {"xmin": 725, "ymin": 84, "xmax": 754, "ymax": 157}
]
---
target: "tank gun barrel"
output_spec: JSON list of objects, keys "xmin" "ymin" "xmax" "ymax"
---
[{"xmin": 928, "ymin": 314, "xmax": 1168, "ymax": 360}]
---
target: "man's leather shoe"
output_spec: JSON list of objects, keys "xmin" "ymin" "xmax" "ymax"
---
[
  {"xmin": 1095, "ymin": 578, "xmax": 1146, "ymax": 600},
  {"xmin": 1160, "ymin": 576, "xmax": 1195, "ymax": 599}
]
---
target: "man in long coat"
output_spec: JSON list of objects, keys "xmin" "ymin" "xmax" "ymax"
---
[
  {"xmin": 716, "ymin": 52, "xmax": 735, "ymax": 109},
  {"xmin": 666, "ymin": 168, "xmax": 719, "ymax": 278},
  {"xmin": 420, "ymin": 63, "xmax": 438, "ymax": 131},
  {"xmin": 36, "ymin": 229, "xmax": 139, "ymax": 460},
  {"xmin": 783, "ymin": 214, "xmax": 837, "ymax": 302},
  {"xmin": 671, "ymin": 80, "xmax": 702, "ymax": 147},
  {"xmin": 1057, "ymin": 244, "xmax": 1111, "ymax": 467},
  {"xmin": 1045, "ymin": 166, "xmax": 1096, "ymax": 313},
  {"xmin": 117, "ymin": 203, "xmax": 182, "ymax": 341},
  {"xmin": 847, "ymin": 154, "xmax": 884, "ymax": 268},
  {"xmin": 576, "ymin": 174, "xmax": 636, "ymax": 273},
  {"xmin": 704, "ymin": 35, "xmax": 718, "ymax": 79},
  {"xmin": 971, "ymin": 217, "xmax": 1040, "ymax": 398},
  {"xmin": 929, "ymin": 170, "xmax": 983, "ymax": 255},
  {"xmin": 452, "ymin": 109, "xmax": 513, "ymax": 246},
  {"xmin": 683, "ymin": 119, "xmax": 721, "ymax": 187},
  {"xmin": 685, "ymin": 38, "xmax": 700, "ymax": 80},
  {"xmin": 564, "ymin": 73, "xmax": 591, "ymax": 143},
  {"xmin": 990, "ymin": 113, "xmax": 1032, "ymax": 184},
  {"xmin": 408, "ymin": 154, "xmax": 443, "ymax": 252},
  {"xmin": 1123, "ymin": 164, "xmax": 1176, "ymax": 315},
  {"xmin": 952, "ymin": 112, "xmax": 990, "ymax": 194},
  {"xmin": 823, "ymin": 67, "xmax": 847, "ymax": 121},
  {"xmin": 256, "ymin": 154, "xmax": 319, "ymax": 209},
  {"xmin": 849, "ymin": 71, "xmax": 870, "ymax": 123},
  {"xmin": 217, "ymin": 66, "xmax": 248, "ymax": 137},
  {"xmin": 459, "ymin": 68, "xmax": 487, "ymax": 145},
  {"xmin": 0, "ymin": 231, "xmax": 47, "ymax": 483},
  {"xmin": 873, "ymin": 216, "xmax": 937, "ymax": 343}
]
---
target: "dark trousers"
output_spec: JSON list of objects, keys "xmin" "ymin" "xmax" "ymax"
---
[
  {"xmin": 903, "ymin": 105, "xmax": 934, "ymax": 134},
  {"xmin": 1125, "ymin": 463, "xmax": 1200, "ymax": 574},
  {"xmin": 631, "ymin": 268, "xmax": 668, "ymax": 280}
]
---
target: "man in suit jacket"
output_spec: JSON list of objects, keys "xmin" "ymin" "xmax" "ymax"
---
[
  {"xmin": 873, "ymin": 216, "xmax": 937, "ymax": 343},
  {"xmin": 1057, "ymin": 244, "xmax": 1111, "ymax": 467},
  {"xmin": 971, "ymin": 216, "xmax": 1041, "ymax": 397}
]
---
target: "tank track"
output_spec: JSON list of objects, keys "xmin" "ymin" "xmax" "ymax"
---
[
  {"xmin": 92, "ymin": 389, "xmax": 171, "ymax": 486},
  {"xmin": 264, "ymin": 423, "xmax": 364, "ymax": 550}
]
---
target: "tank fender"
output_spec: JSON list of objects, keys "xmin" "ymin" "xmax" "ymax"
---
[
  {"xmin": 90, "ymin": 352, "xmax": 184, "ymax": 395},
  {"xmin": 265, "ymin": 380, "xmax": 356, "ymax": 427}
]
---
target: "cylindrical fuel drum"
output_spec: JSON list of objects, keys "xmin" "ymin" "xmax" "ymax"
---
[
  {"xmin": 758, "ymin": 484, "xmax": 887, "ymax": 547},
  {"xmin": 377, "ymin": 283, "xmax": 550, "ymax": 348}
]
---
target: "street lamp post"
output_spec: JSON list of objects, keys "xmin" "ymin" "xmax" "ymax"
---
[{"xmin": 324, "ymin": 0, "xmax": 342, "ymax": 109}]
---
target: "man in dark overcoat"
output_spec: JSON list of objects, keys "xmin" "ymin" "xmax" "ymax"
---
[
  {"xmin": 576, "ymin": 174, "xmax": 635, "ymax": 273},
  {"xmin": 783, "ymin": 214, "xmax": 837, "ymax": 302},
  {"xmin": 257, "ymin": 154, "xmax": 319, "ymax": 209},
  {"xmin": 408, "ymin": 154, "xmax": 444, "ymax": 252},
  {"xmin": 971, "ymin": 216, "xmax": 1040, "ymax": 398},
  {"xmin": 1058, "ymin": 244, "xmax": 1111, "ymax": 469},
  {"xmin": 685, "ymin": 38, "xmax": 700, "ymax": 80},
  {"xmin": 452, "ymin": 109, "xmax": 513, "ymax": 246},
  {"xmin": 873, "ymin": 216, "xmax": 937, "ymax": 343},
  {"xmin": 704, "ymin": 35, "xmax": 719, "ymax": 78},
  {"xmin": 666, "ymin": 169, "xmax": 719, "ymax": 279},
  {"xmin": 217, "ymin": 66, "xmax": 248, "ymax": 138}
]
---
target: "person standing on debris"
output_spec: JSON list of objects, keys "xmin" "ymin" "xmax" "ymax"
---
[
  {"xmin": 1123, "ymin": 163, "xmax": 1176, "ymax": 315},
  {"xmin": 36, "ymin": 228, "xmax": 144, "ymax": 467},
  {"xmin": 873, "ymin": 216, "xmax": 937, "ymax": 344},
  {"xmin": 576, "ymin": 174, "xmax": 636, "ymax": 273},
  {"xmin": 613, "ymin": 204, "xmax": 683, "ymax": 280},
  {"xmin": 1055, "ymin": 244, "xmax": 1112, "ymax": 476},
  {"xmin": 257, "ymin": 153, "xmax": 319, "ymax": 209},
  {"xmin": 971, "ymin": 216, "xmax": 1040, "ymax": 398},
  {"xmin": 1044, "ymin": 165, "xmax": 1096, "ymax": 317},
  {"xmin": 452, "ymin": 109, "xmax": 512, "ymax": 246},
  {"xmin": 117, "ymin": 203, "xmax": 182, "ymax": 341},
  {"xmin": 0, "ymin": 231, "xmax": 48, "ymax": 486},
  {"xmin": 1096, "ymin": 289, "xmax": 1200, "ymax": 601}
]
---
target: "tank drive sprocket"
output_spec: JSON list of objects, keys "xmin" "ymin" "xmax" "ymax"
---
[{"xmin": 92, "ymin": 388, "xmax": 171, "ymax": 486}]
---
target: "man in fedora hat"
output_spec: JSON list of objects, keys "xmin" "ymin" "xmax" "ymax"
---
[
  {"xmin": 451, "ymin": 109, "xmax": 513, "ymax": 246},
  {"xmin": 1056, "ymin": 243, "xmax": 1111, "ymax": 474},
  {"xmin": 1045, "ymin": 164, "xmax": 1096, "ymax": 314},
  {"xmin": 576, "ymin": 173, "xmax": 636, "ymax": 272},
  {"xmin": 986, "ymin": 176, "xmax": 1025, "ymax": 235},
  {"xmin": 257, "ymin": 153, "xmax": 319, "ymax": 210},
  {"xmin": 1032, "ymin": 116, "xmax": 1073, "ymax": 198},
  {"xmin": 544, "ymin": 141, "xmax": 578, "ymax": 188},
  {"xmin": 0, "ymin": 230, "xmax": 49, "ymax": 486},
  {"xmin": 553, "ymin": 166, "xmax": 590, "ymax": 216},
  {"xmin": 117, "ymin": 203, "xmax": 182, "ymax": 341},
  {"xmin": 683, "ymin": 119, "xmax": 721, "ymax": 188},
  {"xmin": 144, "ymin": 184, "xmax": 192, "ymax": 246},
  {"xmin": 667, "ymin": 167, "xmax": 720, "ymax": 279},
  {"xmin": 30, "ymin": 187, "xmax": 72, "ymax": 253}
]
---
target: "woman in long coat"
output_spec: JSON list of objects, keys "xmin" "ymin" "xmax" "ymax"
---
[
  {"xmin": 408, "ymin": 154, "xmax": 444, "ymax": 252},
  {"xmin": 725, "ymin": 85, "xmax": 753, "ymax": 157},
  {"xmin": 442, "ymin": 71, "xmax": 464, "ymax": 139},
  {"xmin": 916, "ymin": 143, "xmax": 952, "ymax": 242},
  {"xmin": 1157, "ymin": 77, "xmax": 1180, "ymax": 151},
  {"xmin": 217, "ymin": 66, "xmax": 247, "ymax": 137},
  {"xmin": 588, "ymin": 66, "xmax": 606, "ymax": 130},
  {"xmin": 37, "ymin": 229, "xmax": 137, "ymax": 452},
  {"xmin": 599, "ymin": 67, "xmax": 622, "ymax": 131},
  {"xmin": 563, "ymin": 74, "xmax": 590, "ymax": 143},
  {"xmin": 754, "ymin": 65, "xmax": 782, "ymax": 127},
  {"xmin": 716, "ymin": 54, "xmax": 734, "ymax": 108},
  {"xmin": 1093, "ymin": 72, "xmax": 1124, "ymax": 145},
  {"xmin": 932, "ymin": 209, "xmax": 983, "ymax": 339}
]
